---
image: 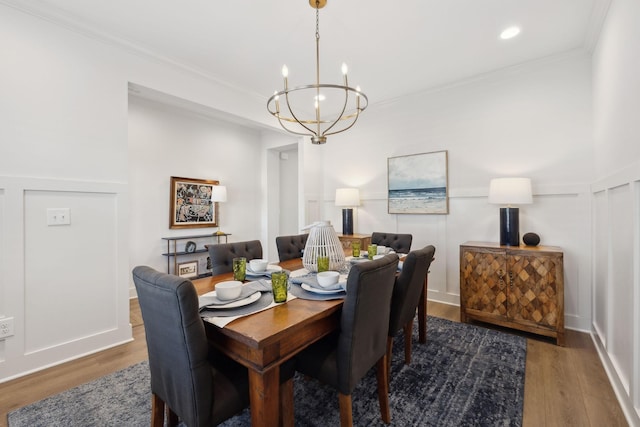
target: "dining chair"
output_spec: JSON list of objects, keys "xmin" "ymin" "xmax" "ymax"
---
[
  {"xmin": 275, "ymin": 233, "xmax": 308, "ymax": 261},
  {"xmin": 132, "ymin": 266, "xmax": 294, "ymax": 427},
  {"xmin": 371, "ymin": 232, "xmax": 413, "ymax": 254},
  {"xmin": 206, "ymin": 240, "xmax": 263, "ymax": 275},
  {"xmin": 295, "ymin": 254, "xmax": 399, "ymax": 426},
  {"xmin": 386, "ymin": 245, "xmax": 436, "ymax": 374}
]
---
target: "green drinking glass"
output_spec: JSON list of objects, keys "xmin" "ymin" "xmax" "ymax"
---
[
  {"xmin": 271, "ymin": 271, "xmax": 288, "ymax": 303},
  {"xmin": 232, "ymin": 257, "xmax": 246, "ymax": 281}
]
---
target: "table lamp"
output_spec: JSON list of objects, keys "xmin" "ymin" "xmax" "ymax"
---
[
  {"xmin": 211, "ymin": 185, "xmax": 227, "ymax": 235},
  {"xmin": 488, "ymin": 178, "xmax": 532, "ymax": 246},
  {"xmin": 335, "ymin": 188, "xmax": 360, "ymax": 235}
]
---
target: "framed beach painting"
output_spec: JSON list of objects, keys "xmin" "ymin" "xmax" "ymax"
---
[
  {"xmin": 170, "ymin": 176, "xmax": 220, "ymax": 229},
  {"xmin": 387, "ymin": 150, "xmax": 449, "ymax": 214}
]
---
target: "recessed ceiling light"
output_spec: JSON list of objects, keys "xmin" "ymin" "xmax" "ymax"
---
[{"xmin": 500, "ymin": 26, "xmax": 521, "ymax": 40}]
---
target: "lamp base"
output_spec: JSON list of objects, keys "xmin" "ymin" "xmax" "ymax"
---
[
  {"xmin": 341, "ymin": 208, "xmax": 354, "ymax": 235},
  {"xmin": 499, "ymin": 207, "xmax": 520, "ymax": 246}
]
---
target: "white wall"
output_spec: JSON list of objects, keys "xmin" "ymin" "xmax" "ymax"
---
[
  {"xmin": 314, "ymin": 53, "xmax": 595, "ymax": 333},
  {"xmin": 0, "ymin": 3, "xmax": 281, "ymax": 381},
  {"xmin": 592, "ymin": 0, "xmax": 640, "ymax": 423},
  {"xmin": 128, "ymin": 96, "xmax": 281, "ymax": 287}
]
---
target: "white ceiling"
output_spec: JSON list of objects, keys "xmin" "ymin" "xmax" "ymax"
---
[{"xmin": 4, "ymin": 0, "xmax": 609, "ymax": 105}]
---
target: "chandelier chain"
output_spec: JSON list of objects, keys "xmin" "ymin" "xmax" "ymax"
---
[{"xmin": 315, "ymin": 1, "xmax": 320, "ymax": 40}]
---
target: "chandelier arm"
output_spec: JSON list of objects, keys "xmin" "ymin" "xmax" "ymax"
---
[
  {"xmin": 319, "ymin": 86, "xmax": 350, "ymax": 136},
  {"xmin": 283, "ymin": 90, "xmax": 318, "ymax": 137},
  {"xmin": 323, "ymin": 109, "xmax": 362, "ymax": 137}
]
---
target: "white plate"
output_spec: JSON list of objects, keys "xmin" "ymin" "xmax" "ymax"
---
[
  {"xmin": 246, "ymin": 265, "xmax": 283, "ymax": 276},
  {"xmin": 301, "ymin": 283, "xmax": 345, "ymax": 294},
  {"xmin": 205, "ymin": 291, "xmax": 261, "ymax": 309}
]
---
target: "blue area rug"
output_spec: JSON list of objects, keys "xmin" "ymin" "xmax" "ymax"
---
[{"xmin": 8, "ymin": 316, "xmax": 526, "ymax": 426}]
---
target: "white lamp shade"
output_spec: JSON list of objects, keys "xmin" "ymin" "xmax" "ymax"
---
[
  {"xmin": 335, "ymin": 188, "xmax": 360, "ymax": 207},
  {"xmin": 211, "ymin": 185, "xmax": 227, "ymax": 202},
  {"xmin": 488, "ymin": 178, "xmax": 532, "ymax": 205}
]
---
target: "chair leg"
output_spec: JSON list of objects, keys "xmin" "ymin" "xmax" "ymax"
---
[
  {"xmin": 280, "ymin": 377, "xmax": 295, "ymax": 427},
  {"xmin": 151, "ymin": 393, "xmax": 165, "ymax": 427},
  {"xmin": 166, "ymin": 407, "xmax": 179, "ymax": 427},
  {"xmin": 386, "ymin": 335, "xmax": 394, "ymax": 383},
  {"xmin": 403, "ymin": 320, "xmax": 413, "ymax": 365},
  {"xmin": 376, "ymin": 356, "xmax": 391, "ymax": 424},
  {"xmin": 338, "ymin": 393, "xmax": 354, "ymax": 427},
  {"xmin": 418, "ymin": 275, "xmax": 428, "ymax": 343}
]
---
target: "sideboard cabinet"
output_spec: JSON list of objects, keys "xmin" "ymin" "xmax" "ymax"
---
[
  {"xmin": 336, "ymin": 234, "xmax": 371, "ymax": 252},
  {"xmin": 459, "ymin": 242, "xmax": 564, "ymax": 345}
]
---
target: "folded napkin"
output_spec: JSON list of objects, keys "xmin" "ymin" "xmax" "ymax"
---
[
  {"xmin": 198, "ymin": 280, "xmax": 271, "ymax": 309},
  {"xmin": 289, "ymin": 273, "xmax": 346, "ymax": 291}
]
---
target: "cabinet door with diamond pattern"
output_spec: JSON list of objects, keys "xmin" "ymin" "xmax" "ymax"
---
[
  {"xmin": 460, "ymin": 248, "xmax": 508, "ymax": 316},
  {"xmin": 507, "ymin": 251, "xmax": 563, "ymax": 329}
]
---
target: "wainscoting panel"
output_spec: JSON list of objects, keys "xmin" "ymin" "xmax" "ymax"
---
[
  {"xmin": 23, "ymin": 190, "xmax": 119, "ymax": 353},
  {"xmin": 0, "ymin": 177, "xmax": 131, "ymax": 383},
  {"xmin": 0, "ymin": 188, "xmax": 5, "ymax": 363},
  {"xmin": 591, "ymin": 164, "xmax": 640, "ymax": 425}
]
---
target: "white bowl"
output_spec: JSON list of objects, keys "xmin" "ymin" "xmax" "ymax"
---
[
  {"xmin": 316, "ymin": 271, "xmax": 340, "ymax": 288},
  {"xmin": 249, "ymin": 259, "xmax": 269, "ymax": 272},
  {"xmin": 215, "ymin": 280, "xmax": 243, "ymax": 300},
  {"xmin": 377, "ymin": 245, "xmax": 389, "ymax": 255}
]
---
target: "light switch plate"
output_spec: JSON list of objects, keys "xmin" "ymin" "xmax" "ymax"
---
[{"xmin": 47, "ymin": 208, "xmax": 71, "ymax": 226}]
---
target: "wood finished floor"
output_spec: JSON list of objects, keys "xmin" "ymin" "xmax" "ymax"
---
[{"xmin": 0, "ymin": 300, "xmax": 628, "ymax": 427}]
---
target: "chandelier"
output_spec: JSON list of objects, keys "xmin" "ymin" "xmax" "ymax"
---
[{"xmin": 266, "ymin": 0, "xmax": 368, "ymax": 144}]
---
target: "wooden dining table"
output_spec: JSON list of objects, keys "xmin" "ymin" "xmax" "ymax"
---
[
  {"xmin": 192, "ymin": 258, "xmax": 343, "ymax": 426},
  {"xmin": 191, "ymin": 255, "xmax": 430, "ymax": 427}
]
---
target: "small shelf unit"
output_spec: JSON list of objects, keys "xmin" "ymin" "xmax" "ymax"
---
[{"xmin": 162, "ymin": 233, "xmax": 230, "ymax": 278}]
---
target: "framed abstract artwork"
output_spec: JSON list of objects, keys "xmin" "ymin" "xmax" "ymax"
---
[
  {"xmin": 387, "ymin": 150, "xmax": 449, "ymax": 214},
  {"xmin": 170, "ymin": 176, "xmax": 220, "ymax": 229}
]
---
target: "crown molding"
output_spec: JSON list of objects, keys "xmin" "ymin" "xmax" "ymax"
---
[{"xmin": 583, "ymin": 0, "xmax": 613, "ymax": 53}]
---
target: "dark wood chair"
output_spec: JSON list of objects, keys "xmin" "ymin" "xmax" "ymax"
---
[
  {"xmin": 387, "ymin": 245, "xmax": 436, "ymax": 374},
  {"xmin": 206, "ymin": 240, "xmax": 263, "ymax": 275},
  {"xmin": 294, "ymin": 254, "xmax": 399, "ymax": 426},
  {"xmin": 275, "ymin": 233, "xmax": 308, "ymax": 261},
  {"xmin": 371, "ymin": 232, "xmax": 413, "ymax": 254}
]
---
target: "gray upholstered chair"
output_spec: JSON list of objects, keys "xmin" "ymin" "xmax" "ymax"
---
[
  {"xmin": 133, "ymin": 266, "xmax": 295, "ymax": 426},
  {"xmin": 275, "ymin": 234, "xmax": 308, "ymax": 261},
  {"xmin": 295, "ymin": 254, "xmax": 399, "ymax": 426},
  {"xmin": 386, "ymin": 245, "xmax": 436, "ymax": 373},
  {"xmin": 206, "ymin": 240, "xmax": 263, "ymax": 275},
  {"xmin": 132, "ymin": 266, "xmax": 250, "ymax": 426},
  {"xmin": 371, "ymin": 232, "xmax": 413, "ymax": 254}
]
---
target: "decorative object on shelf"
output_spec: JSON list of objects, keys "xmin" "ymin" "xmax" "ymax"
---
[
  {"xmin": 388, "ymin": 151, "xmax": 449, "ymax": 214},
  {"xmin": 211, "ymin": 185, "xmax": 227, "ymax": 235},
  {"xmin": 177, "ymin": 261, "xmax": 198, "ymax": 279},
  {"xmin": 523, "ymin": 232, "xmax": 540, "ymax": 246},
  {"xmin": 302, "ymin": 221, "xmax": 345, "ymax": 272},
  {"xmin": 266, "ymin": 0, "xmax": 368, "ymax": 145},
  {"xmin": 488, "ymin": 177, "xmax": 533, "ymax": 246},
  {"xmin": 335, "ymin": 188, "xmax": 360, "ymax": 235},
  {"xmin": 185, "ymin": 241, "xmax": 197, "ymax": 253},
  {"xmin": 170, "ymin": 176, "xmax": 221, "ymax": 229}
]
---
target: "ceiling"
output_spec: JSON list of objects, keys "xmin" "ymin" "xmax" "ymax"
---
[{"xmin": 4, "ymin": 0, "xmax": 609, "ymax": 106}]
